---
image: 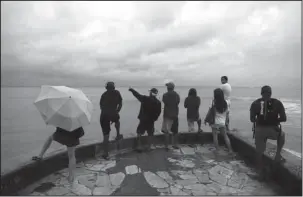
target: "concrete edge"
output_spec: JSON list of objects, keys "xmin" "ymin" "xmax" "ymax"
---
[
  {"xmin": 0, "ymin": 132, "xmax": 301, "ymax": 196},
  {"xmin": 227, "ymin": 133, "xmax": 302, "ymax": 196}
]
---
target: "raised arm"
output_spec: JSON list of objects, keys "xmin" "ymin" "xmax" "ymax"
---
[
  {"xmin": 129, "ymin": 88, "xmax": 144, "ymax": 102},
  {"xmin": 277, "ymin": 101, "xmax": 287, "ymax": 122}
]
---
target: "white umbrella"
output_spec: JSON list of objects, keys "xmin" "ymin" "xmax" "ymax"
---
[{"xmin": 34, "ymin": 85, "xmax": 94, "ymax": 131}]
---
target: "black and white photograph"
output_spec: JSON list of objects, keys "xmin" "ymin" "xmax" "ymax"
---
[{"xmin": 1, "ymin": 1, "xmax": 301, "ymax": 196}]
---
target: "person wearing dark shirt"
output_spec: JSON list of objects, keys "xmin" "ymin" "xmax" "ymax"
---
[
  {"xmin": 184, "ymin": 88, "xmax": 203, "ymax": 133},
  {"xmin": 250, "ymin": 85, "xmax": 286, "ymax": 179},
  {"xmin": 161, "ymin": 82, "xmax": 180, "ymax": 149},
  {"xmin": 129, "ymin": 87, "xmax": 162, "ymax": 152},
  {"xmin": 99, "ymin": 81, "xmax": 123, "ymax": 159},
  {"xmin": 32, "ymin": 127, "xmax": 85, "ymax": 183}
]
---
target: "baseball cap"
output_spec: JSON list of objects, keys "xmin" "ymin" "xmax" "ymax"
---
[
  {"xmin": 149, "ymin": 88, "xmax": 158, "ymax": 95},
  {"xmin": 106, "ymin": 81, "xmax": 115, "ymax": 88},
  {"xmin": 165, "ymin": 82, "xmax": 175, "ymax": 89}
]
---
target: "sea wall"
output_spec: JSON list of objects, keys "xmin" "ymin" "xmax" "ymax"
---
[{"xmin": 1, "ymin": 132, "xmax": 301, "ymax": 196}]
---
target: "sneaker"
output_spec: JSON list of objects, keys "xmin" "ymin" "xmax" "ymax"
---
[{"xmin": 102, "ymin": 153, "xmax": 109, "ymax": 160}]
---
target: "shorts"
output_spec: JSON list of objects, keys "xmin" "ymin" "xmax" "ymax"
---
[
  {"xmin": 162, "ymin": 117, "xmax": 179, "ymax": 134},
  {"xmin": 255, "ymin": 126, "xmax": 284, "ymax": 153},
  {"xmin": 53, "ymin": 127, "xmax": 84, "ymax": 147},
  {"xmin": 137, "ymin": 119, "xmax": 155, "ymax": 136},
  {"xmin": 187, "ymin": 117, "xmax": 201, "ymax": 132},
  {"xmin": 100, "ymin": 113, "xmax": 120, "ymax": 135},
  {"xmin": 211, "ymin": 124, "xmax": 226, "ymax": 135}
]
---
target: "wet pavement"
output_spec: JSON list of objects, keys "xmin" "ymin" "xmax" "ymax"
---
[{"xmin": 20, "ymin": 144, "xmax": 283, "ymax": 196}]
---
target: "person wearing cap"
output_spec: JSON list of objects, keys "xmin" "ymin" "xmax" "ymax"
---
[
  {"xmin": 129, "ymin": 87, "xmax": 162, "ymax": 151},
  {"xmin": 98, "ymin": 81, "xmax": 123, "ymax": 159},
  {"xmin": 250, "ymin": 85, "xmax": 287, "ymax": 179},
  {"xmin": 162, "ymin": 82, "xmax": 180, "ymax": 149}
]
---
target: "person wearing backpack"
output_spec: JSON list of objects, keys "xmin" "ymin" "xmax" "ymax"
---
[
  {"xmin": 204, "ymin": 88, "xmax": 233, "ymax": 154},
  {"xmin": 250, "ymin": 85, "xmax": 286, "ymax": 179},
  {"xmin": 129, "ymin": 87, "xmax": 162, "ymax": 152}
]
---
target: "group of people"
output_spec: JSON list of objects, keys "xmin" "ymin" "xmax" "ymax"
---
[
  {"xmin": 98, "ymin": 76, "xmax": 233, "ymax": 159},
  {"xmin": 32, "ymin": 75, "xmax": 287, "ymax": 183}
]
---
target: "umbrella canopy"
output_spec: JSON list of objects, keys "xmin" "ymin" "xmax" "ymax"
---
[{"xmin": 34, "ymin": 85, "xmax": 94, "ymax": 131}]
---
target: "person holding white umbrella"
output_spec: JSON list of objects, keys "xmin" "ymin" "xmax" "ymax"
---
[{"xmin": 32, "ymin": 85, "xmax": 93, "ymax": 184}]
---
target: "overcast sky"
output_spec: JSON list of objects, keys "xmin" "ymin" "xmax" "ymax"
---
[{"xmin": 1, "ymin": 1, "xmax": 301, "ymax": 87}]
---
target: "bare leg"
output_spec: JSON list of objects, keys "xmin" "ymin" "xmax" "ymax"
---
[
  {"xmin": 146, "ymin": 134, "xmax": 153, "ymax": 151},
  {"xmin": 67, "ymin": 146, "xmax": 76, "ymax": 183},
  {"xmin": 162, "ymin": 119, "xmax": 170, "ymax": 150},
  {"xmin": 255, "ymin": 137, "xmax": 266, "ymax": 180},
  {"xmin": 275, "ymin": 132, "xmax": 285, "ymax": 161},
  {"xmin": 197, "ymin": 119, "xmax": 203, "ymax": 132},
  {"xmin": 136, "ymin": 134, "xmax": 143, "ymax": 152},
  {"xmin": 164, "ymin": 133, "xmax": 170, "ymax": 150},
  {"xmin": 172, "ymin": 134, "xmax": 179, "ymax": 149},
  {"xmin": 115, "ymin": 121, "xmax": 121, "ymax": 138},
  {"xmin": 102, "ymin": 134, "xmax": 110, "ymax": 159},
  {"xmin": 225, "ymin": 112, "xmax": 230, "ymax": 131},
  {"xmin": 36, "ymin": 135, "xmax": 53, "ymax": 159},
  {"xmin": 211, "ymin": 127, "xmax": 220, "ymax": 150},
  {"xmin": 220, "ymin": 127, "xmax": 233, "ymax": 153}
]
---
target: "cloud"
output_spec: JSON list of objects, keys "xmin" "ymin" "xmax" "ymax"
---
[{"xmin": 1, "ymin": 1, "xmax": 301, "ymax": 88}]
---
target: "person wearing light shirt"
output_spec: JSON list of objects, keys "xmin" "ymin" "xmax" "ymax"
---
[{"xmin": 220, "ymin": 76, "xmax": 232, "ymax": 131}]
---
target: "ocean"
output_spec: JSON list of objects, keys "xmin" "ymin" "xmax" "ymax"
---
[{"xmin": 1, "ymin": 86, "xmax": 301, "ymax": 175}]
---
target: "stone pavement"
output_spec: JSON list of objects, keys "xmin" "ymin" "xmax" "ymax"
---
[{"xmin": 21, "ymin": 144, "xmax": 283, "ymax": 196}]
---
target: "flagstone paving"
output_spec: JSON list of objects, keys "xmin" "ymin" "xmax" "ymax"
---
[{"xmin": 21, "ymin": 144, "xmax": 283, "ymax": 196}]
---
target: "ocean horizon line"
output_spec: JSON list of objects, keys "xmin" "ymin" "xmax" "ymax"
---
[{"xmin": 1, "ymin": 85, "xmax": 297, "ymax": 89}]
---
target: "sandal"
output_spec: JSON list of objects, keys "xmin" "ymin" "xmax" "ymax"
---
[
  {"xmin": 275, "ymin": 156, "xmax": 286, "ymax": 163},
  {"xmin": 32, "ymin": 156, "xmax": 42, "ymax": 161},
  {"xmin": 102, "ymin": 153, "xmax": 110, "ymax": 160}
]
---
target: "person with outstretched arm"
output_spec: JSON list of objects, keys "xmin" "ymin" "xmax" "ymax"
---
[
  {"xmin": 129, "ymin": 87, "xmax": 162, "ymax": 152},
  {"xmin": 250, "ymin": 85, "xmax": 287, "ymax": 180},
  {"xmin": 99, "ymin": 81, "xmax": 123, "ymax": 159}
]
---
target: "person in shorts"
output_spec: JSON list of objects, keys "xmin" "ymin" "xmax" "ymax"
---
[
  {"xmin": 204, "ymin": 88, "xmax": 233, "ymax": 154},
  {"xmin": 161, "ymin": 82, "xmax": 180, "ymax": 149},
  {"xmin": 99, "ymin": 81, "xmax": 123, "ymax": 159},
  {"xmin": 32, "ymin": 127, "xmax": 85, "ymax": 184},
  {"xmin": 129, "ymin": 87, "xmax": 161, "ymax": 152},
  {"xmin": 220, "ymin": 76, "xmax": 232, "ymax": 131},
  {"xmin": 184, "ymin": 88, "xmax": 203, "ymax": 133},
  {"xmin": 250, "ymin": 85, "xmax": 286, "ymax": 179}
]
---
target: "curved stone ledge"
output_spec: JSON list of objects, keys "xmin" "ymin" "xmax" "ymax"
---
[{"xmin": 1, "ymin": 132, "xmax": 301, "ymax": 196}]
